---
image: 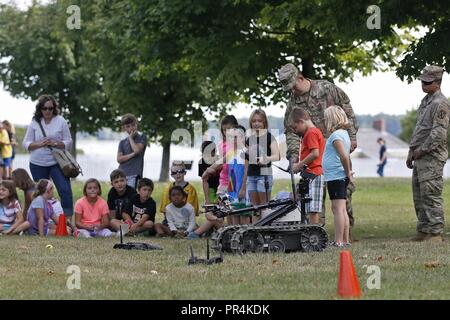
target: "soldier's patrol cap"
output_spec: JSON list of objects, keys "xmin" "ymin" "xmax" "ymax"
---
[
  {"xmin": 278, "ymin": 63, "xmax": 299, "ymax": 91},
  {"xmin": 419, "ymin": 65, "xmax": 444, "ymax": 82}
]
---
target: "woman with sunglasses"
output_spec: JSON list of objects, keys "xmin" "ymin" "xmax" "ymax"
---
[{"xmin": 22, "ymin": 95, "xmax": 74, "ymax": 221}]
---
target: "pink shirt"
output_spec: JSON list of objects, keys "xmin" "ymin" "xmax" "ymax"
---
[
  {"xmin": 74, "ymin": 196, "xmax": 109, "ymax": 226},
  {"xmin": 218, "ymin": 141, "xmax": 231, "ymax": 188}
]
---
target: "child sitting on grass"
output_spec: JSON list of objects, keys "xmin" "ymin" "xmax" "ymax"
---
[
  {"xmin": 0, "ymin": 180, "xmax": 25, "ymax": 235},
  {"xmin": 154, "ymin": 186, "xmax": 196, "ymax": 238},
  {"xmin": 11, "ymin": 168, "xmax": 35, "ymax": 218},
  {"xmin": 24, "ymin": 179, "xmax": 61, "ymax": 236},
  {"xmin": 323, "ymin": 106, "xmax": 353, "ymax": 247},
  {"xmin": 74, "ymin": 178, "xmax": 116, "ymax": 238},
  {"xmin": 108, "ymin": 169, "xmax": 137, "ymax": 234},
  {"xmin": 160, "ymin": 161, "xmax": 199, "ymax": 216},
  {"xmin": 122, "ymin": 178, "xmax": 156, "ymax": 236}
]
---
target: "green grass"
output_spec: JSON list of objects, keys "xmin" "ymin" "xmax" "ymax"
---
[{"xmin": 1, "ymin": 178, "xmax": 449, "ymax": 299}]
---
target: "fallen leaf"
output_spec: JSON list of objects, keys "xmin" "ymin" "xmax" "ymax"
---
[
  {"xmin": 47, "ymin": 270, "xmax": 54, "ymax": 275},
  {"xmin": 151, "ymin": 270, "xmax": 158, "ymax": 275},
  {"xmin": 393, "ymin": 257, "xmax": 402, "ymax": 262},
  {"xmin": 376, "ymin": 256, "xmax": 384, "ymax": 261},
  {"xmin": 425, "ymin": 261, "xmax": 440, "ymax": 268},
  {"xmin": 272, "ymin": 259, "xmax": 278, "ymax": 265},
  {"xmin": 361, "ymin": 254, "xmax": 368, "ymax": 259}
]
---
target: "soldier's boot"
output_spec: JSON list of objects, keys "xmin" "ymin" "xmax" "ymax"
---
[
  {"xmin": 411, "ymin": 231, "xmax": 429, "ymax": 242},
  {"xmin": 426, "ymin": 234, "xmax": 444, "ymax": 243}
]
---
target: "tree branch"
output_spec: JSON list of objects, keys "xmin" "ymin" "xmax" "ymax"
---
[{"xmin": 250, "ymin": 21, "xmax": 296, "ymax": 37}]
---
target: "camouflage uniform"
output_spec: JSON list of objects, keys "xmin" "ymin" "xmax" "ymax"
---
[
  {"xmin": 409, "ymin": 69, "xmax": 449, "ymax": 235},
  {"xmin": 278, "ymin": 64, "xmax": 359, "ymax": 225}
]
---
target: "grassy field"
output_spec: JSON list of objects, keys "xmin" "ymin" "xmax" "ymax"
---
[{"xmin": 1, "ymin": 178, "xmax": 449, "ymax": 300}]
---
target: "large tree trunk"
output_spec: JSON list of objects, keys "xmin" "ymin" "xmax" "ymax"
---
[
  {"xmin": 159, "ymin": 141, "xmax": 171, "ymax": 182},
  {"xmin": 69, "ymin": 124, "xmax": 77, "ymax": 158},
  {"xmin": 301, "ymin": 56, "xmax": 315, "ymax": 79}
]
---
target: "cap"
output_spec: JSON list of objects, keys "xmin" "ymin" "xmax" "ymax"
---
[
  {"xmin": 278, "ymin": 63, "xmax": 299, "ymax": 91},
  {"xmin": 419, "ymin": 65, "xmax": 444, "ymax": 82}
]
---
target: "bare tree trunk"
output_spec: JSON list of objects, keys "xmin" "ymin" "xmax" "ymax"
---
[
  {"xmin": 301, "ymin": 56, "xmax": 315, "ymax": 79},
  {"xmin": 69, "ymin": 124, "xmax": 77, "ymax": 158},
  {"xmin": 159, "ymin": 141, "xmax": 171, "ymax": 182}
]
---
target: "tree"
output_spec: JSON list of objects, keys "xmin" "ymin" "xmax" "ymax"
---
[
  {"xmin": 400, "ymin": 101, "xmax": 450, "ymax": 157},
  {"xmin": 0, "ymin": 1, "xmax": 118, "ymax": 156},
  {"xmin": 91, "ymin": 0, "xmax": 239, "ymax": 181}
]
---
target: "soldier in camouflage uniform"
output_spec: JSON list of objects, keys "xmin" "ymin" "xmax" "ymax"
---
[
  {"xmin": 278, "ymin": 63, "xmax": 358, "ymax": 229},
  {"xmin": 407, "ymin": 65, "xmax": 449, "ymax": 242}
]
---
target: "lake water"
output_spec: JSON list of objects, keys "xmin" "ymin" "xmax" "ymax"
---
[{"xmin": 12, "ymin": 139, "xmax": 450, "ymax": 181}]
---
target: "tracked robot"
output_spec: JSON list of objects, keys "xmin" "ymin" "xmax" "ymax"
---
[{"xmin": 206, "ymin": 160, "xmax": 328, "ymax": 254}]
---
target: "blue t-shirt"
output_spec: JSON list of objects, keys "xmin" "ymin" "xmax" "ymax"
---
[{"xmin": 323, "ymin": 129, "xmax": 351, "ymax": 182}]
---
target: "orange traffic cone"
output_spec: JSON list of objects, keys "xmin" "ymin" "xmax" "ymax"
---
[
  {"xmin": 55, "ymin": 214, "xmax": 68, "ymax": 237},
  {"xmin": 337, "ymin": 250, "xmax": 361, "ymax": 298}
]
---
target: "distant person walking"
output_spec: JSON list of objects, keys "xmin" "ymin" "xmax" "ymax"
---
[
  {"xmin": 22, "ymin": 95, "xmax": 74, "ymax": 218},
  {"xmin": 2, "ymin": 120, "xmax": 17, "ymax": 178},
  {"xmin": 406, "ymin": 65, "xmax": 449, "ymax": 243},
  {"xmin": 377, "ymin": 138, "xmax": 387, "ymax": 177}
]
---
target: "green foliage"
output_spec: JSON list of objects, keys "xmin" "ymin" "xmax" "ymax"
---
[
  {"xmin": 399, "ymin": 108, "xmax": 417, "ymax": 144},
  {"xmin": 400, "ymin": 103, "xmax": 450, "ymax": 156},
  {"xmin": 0, "ymin": 1, "xmax": 119, "ymax": 153}
]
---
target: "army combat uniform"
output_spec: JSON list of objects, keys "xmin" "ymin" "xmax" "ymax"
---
[
  {"xmin": 410, "ymin": 88, "xmax": 449, "ymax": 236},
  {"xmin": 282, "ymin": 73, "xmax": 359, "ymax": 226}
]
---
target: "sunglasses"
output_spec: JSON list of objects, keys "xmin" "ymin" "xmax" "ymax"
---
[
  {"xmin": 41, "ymin": 107, "xmax": 54, "ymax": 111},
  {"xmin": 421, "ymin": 80, "xmax": 434, "ymax": 86},
  {"xmin": 171, "ymin": 169, "xmax": 186, "ymax": 176}
]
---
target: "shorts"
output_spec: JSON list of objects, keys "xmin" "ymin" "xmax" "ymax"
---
[
  {"xmin": 231, "ymin": 201, "xmax": 253, "ymax": 217},
  {"xmin": 326, "ymin": 178, "xmax": 349, "ymax": 200},
  {"xmin": 305, "ymin": 175, "xmax": 324, "ymax": 213},
  {"xmin": 247, "ymin": 175, "xmax": 273, "ymax": 193},
  {"xmin": 1, "ymin": 157, "xmax": 12, "ymax": 167},
  {"xmin": 217, "ymin": 184, "xmax": 228, "ymax": 195},
  {"xmin": 208, "ymin": 188, "xmax": 218, "ymax": 204},
  {"xmin": 1, "ymin": 223, "xmax": 11, "ymax": 231},
  {"xmin": 126, "ymin": 175, "xmax": 139, "ymax": 189}
]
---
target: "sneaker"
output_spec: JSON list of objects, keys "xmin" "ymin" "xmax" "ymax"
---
[
  {"xmin": 426, "ymin": 234, "xmax": 444, "ymax": 243},
  {"xmin": 343, "ymin": 242, "xmax": 352, "ymax": 248},
  {"xmin": 187, "ymin": 232, "xmax": 200, "ymax": 240},
  {"xmin": 116, "ymin": 223, "xmax": 129, "ymax": 237},
  {"xmin": 329, "ymin": 241, "xmax": 345, "ymax": 248},
  {"xmin": 411, "ymin": 231, "xmax": 428, "ymax": 242}
]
